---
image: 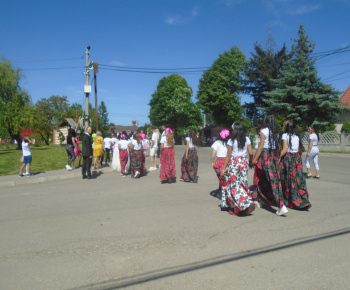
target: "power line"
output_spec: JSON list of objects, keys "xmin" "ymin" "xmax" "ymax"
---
[{"xmin": 12, "ymin": 56, "xmax": 84, "ymax": 63}]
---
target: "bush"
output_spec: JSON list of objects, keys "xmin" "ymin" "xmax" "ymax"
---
[{"xmin": 341, "ymin": 120, "xmax": 350, "ymax": 133}]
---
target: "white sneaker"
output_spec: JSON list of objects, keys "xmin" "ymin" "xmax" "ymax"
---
[
  {"xmin": 149, "ymin": 167, "xmax": 154, "ymax": 171},
  {"xmin": 120, "ymin": 173, "xmax": 123, "ymax": 176},
  {"xmin": 276, "ymin": 205, "xmax": 288, "ymax": 216},
  {"xmin": 254, "ymin": 201, "xmax": 262, "ymax": 208},
  {"xmin": 134, "ymin": 171, "xmax": 140, "ymax": 178},
  {"xmin": 66, "ymin": 165, "xmax": 72, "ymax": 171}
]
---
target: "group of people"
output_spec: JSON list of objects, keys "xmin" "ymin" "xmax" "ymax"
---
[{"xmin": 211, "ymin": 115, "xmax": 317, "ymax": 217}]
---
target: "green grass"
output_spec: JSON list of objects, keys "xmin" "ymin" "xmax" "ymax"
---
[{"xmin": 0, "ymin": 144, "xmax": 74, "ymax": 176}]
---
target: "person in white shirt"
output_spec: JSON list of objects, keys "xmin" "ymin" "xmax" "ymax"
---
[
  {"xmin": 251, "ymin": 115, "xmax": 287, "ymax": 216},
  {"xmin": 211, "ymin": 129, "xmax": 230, "ymax": 204},
  {"xmin": 19, "ymin": 137, "xmax": 33, "ymax": 177},
  {"xmin": 180, "ymin": 129, "xmax": 201, "ymax": 183},
  {"xmin": 118, "ymin": 133, "xmax": 130, "ymax": 176},
  {"xmin": 305, "ymin": 124, "xmax": 320, "ymax": 179},
  {"xmin": 149, "ymin": 128, "xmax": 159, "ymax": 171},
  {"xmin": 129, "ymin": 132, "xmax": 144, "ymax": 178},
  {"xmin": 103, "ymin": 134, "xmax": 114, "ymax": 165},
  {"xmin": 280, "ymin": 120, "xmax": 311, "ymax": 210},
  {"xmin": 220, "ymin": 123, "xmax": 255, "ymax": 216},
  {"xmin": 160, "ymin": 127, "xmax": 176, "ymax": 184}
]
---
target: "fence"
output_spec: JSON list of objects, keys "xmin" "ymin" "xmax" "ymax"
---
[{"xmin": 252, "ymin": 131, "xmax": 350, "ymax": 152}]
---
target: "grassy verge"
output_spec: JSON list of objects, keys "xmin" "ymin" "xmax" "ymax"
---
[{"xmin": 0, "ymin": 144, "xmax": 73, "ymax": 176}]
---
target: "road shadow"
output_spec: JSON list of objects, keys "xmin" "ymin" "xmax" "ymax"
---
[{"xmin": 70, "ymin": 228, "xmax": 350, "ymax": 290}]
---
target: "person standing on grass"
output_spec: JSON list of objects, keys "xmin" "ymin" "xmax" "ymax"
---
[
  {"xmin": 65, "ymin": 128, "xmax": 79, "ymax": 171},
  {"xmin": 82, "ymin": 127, "xmax": 93, "ymax": 179},
  {"xmin": 73, "ymin": 130, "xmax": 82, "ymax": 168},
  {"xmin": 19, "ymin": 137, "xmax": 33, "ymax": 177}
]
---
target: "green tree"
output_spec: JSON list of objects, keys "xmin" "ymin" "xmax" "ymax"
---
[
  {"xmin": 33, "ymin": 95, "xmax": 70, "ymax": 145},
  {"xmin": 0, "ymin": 58, "xmax": 33, "ymax": 149},
  {"xmin": 149, "ymin": 74, "xmax": 202, "ymax": 142},
  {"xmin": 244, "ymin": 43, "xmax": 290, "ymax": 124},
  {"xmin": 196, "ymin": 46, "xmax": 248, "ymax": 128},
  {"xmin": 263, "ymin": 25, "xmax": 344, "ymax": 129},
  {"xmin": 98, "ymin": 101, "xmax": 109, "ymax": 135}
]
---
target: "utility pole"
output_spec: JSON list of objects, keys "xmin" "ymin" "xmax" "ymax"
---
[
  {"xmin": 94, "ymin": 62, "xmax": 99, "ymax": 131},
  {"xmin": 84, "ymin": 46, "xmax": 92, "ymax": 129}
]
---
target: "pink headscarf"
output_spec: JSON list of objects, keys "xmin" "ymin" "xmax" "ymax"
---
[
  {"xmin": 219, "ymin": 129, "xmax": 230, "ymax": 139},
  {"xmin": 165, "ymin": 127, "xmax": 173, "ymax": 134},
  {"xmin": 140, "ymin": 133, "xmax": 145, "ymax": 140},
  {"xmin": 120, "ymin": 134, "xmax": 126, "ymax": 140}
]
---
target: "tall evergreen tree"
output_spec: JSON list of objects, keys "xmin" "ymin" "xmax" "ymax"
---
[
  {"xmin": 196, "ymin": 46, "xmax": 248, "ymax": 128},
  {"xmin": 263, "ymin": 25, "xmax": 344, "ymax": 129},
  {"xmin": 244, "ymin": 43, "xmax": 290, "ymax": 124},
  {"xmin": 98, "ymin": 100, "xmax": 109, "ymax": 134}
]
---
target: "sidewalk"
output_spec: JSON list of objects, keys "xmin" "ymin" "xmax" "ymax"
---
[{"xmin": 0, "ymin": 164, "xmax": 114, "ymax": 188}]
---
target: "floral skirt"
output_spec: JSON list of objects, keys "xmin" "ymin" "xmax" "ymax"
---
[
  {"xmin": 119, "ymin": 149, "xmax": 128, "ymax": 174},
  {"xmin": 213, "ymin": 157, "xmax": 226, "ymax": 190},
  {"xmin": 180, "ymin": 148, "xmax": 198, "ymax": 182},
  {"xmin": 130, "ymin": 150, "xmax": 144, "ymax": 177},
  {"xmin": 160, "ymin": 147, "xmax": 176, "ymax": 181},
  {"xmin": 251, "ymin": 149, "xmax": 284, "ymax": 208},
  {"xmin": 221, "ymin": 156, "xmax": 252, "ymax": 212},
  {"xmin": 280, "ymin": 152, "xmax": 311, "ymax": 209}
]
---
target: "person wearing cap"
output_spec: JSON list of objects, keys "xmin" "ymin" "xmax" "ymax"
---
[{"xmin": 211, "ymin": 129, "xmax": 230, "ymax": 206}]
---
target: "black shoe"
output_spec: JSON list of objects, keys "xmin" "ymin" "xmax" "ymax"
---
[
  {"xmin": 161, "ymin": 180, "xmax": 168, "ymax": 184},
  {"xmin": 82, "ymin": 176, "xmax": 87, "ymax": 179},
  {"xmin": 87, "ymin": 176, "xmax": 92, "ymax": 179}
]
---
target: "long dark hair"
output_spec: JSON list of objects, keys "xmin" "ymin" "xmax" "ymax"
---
[
  {"xmin": 284, "ymin": 120, "xmax": 301, "ymax": 151},
  {"xmin": 310, "ymin": 125, "xmax": 319, "ymax": 141},
  {"xmin": 231, "ymin": 123, "xmax": 246, "ymax": 150},
  {"xmin": 188, "ymin": 129, "xmax": 201, "ymax": 147},
  {"xmin": 264, "ymin": 115, "xmax": 280, "ymax": 154}
]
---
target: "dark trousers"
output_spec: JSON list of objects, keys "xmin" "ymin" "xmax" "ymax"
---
[
  {"xmin": 82, "ymin": 156, "xmax": 92, "ymax": 177},
  {"xmin": 105, "ymin": 148, "xmax": 111, "ymax": 163},
  {"xmin": 66, "ymin": 144, "xmax": 76, "ymax": 166}
]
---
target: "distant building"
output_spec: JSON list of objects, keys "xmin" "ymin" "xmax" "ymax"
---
[
  {"xmin": 109, "ymin": 119, "xmax": 138, "ymax": 135},
  {"xmin": 53, "ymin": 118, "xmax": 77, "ymax": 145},
  {"xmin": 336, "ymin": 85, "xmax": 350, "ymax": 132}
]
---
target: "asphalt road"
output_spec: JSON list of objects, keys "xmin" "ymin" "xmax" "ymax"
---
[{"xmin": 0, "ymin": 146, "xmax": 349, "ymax": 289}]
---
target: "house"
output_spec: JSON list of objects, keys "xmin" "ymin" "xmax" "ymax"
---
[
  {"xmin": 52, "ymin": 118, "xmax": 78, "ymax": 145},
  {"xmin": 109, "ymin": 119, "xmax": 138, "ymax": 135},
  {"xmin": 336, "ymin": 85, "xmax": 350, "ymax": 132}
]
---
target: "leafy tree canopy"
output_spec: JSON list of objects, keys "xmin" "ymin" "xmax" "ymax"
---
[
  {"xmin": 149, "ymin": 74, "xmax": 202, "ymax": 142},
  {"xmin": 196, "ymin": 46, "xmax": 248, "ymax": 128},
  {"xmin": 0, "ymin": 57, "xmax": 33, "ymax": 148}
]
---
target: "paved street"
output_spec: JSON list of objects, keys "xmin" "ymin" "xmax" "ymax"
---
[{"xmin": 0, "ymin": 146, "xmax": 349, "ymax": 289}]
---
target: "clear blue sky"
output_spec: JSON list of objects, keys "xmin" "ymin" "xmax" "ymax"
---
[{"xmin": 1, "ymin": 0, "xmax": 350, "ymax": 126}]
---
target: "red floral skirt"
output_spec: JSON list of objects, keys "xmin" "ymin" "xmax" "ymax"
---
[
  {"xmin": 180, "ymin": 148, "xmax": 198, "ymax": 182},
  {"xmin": 213, "ymin": 157, "xmax": 226, "ymax": 190},
  {"xmin": 119, "ymin": 149, "xmax": 128, "ymax": 174},
  {"xmin": 160, "ymin": 147, "xmax": 176, "ymax": 181}
]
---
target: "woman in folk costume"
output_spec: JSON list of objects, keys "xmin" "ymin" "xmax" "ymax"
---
[
  {"xmin": 211, "ymin": 128, "xmax": 230, "ymax": 208},
  {"xmin": 160, "ymin": 127, "xmax": 176, "ymax": 184},
  {"xmin": 140, "ymin": 133, "xmax": 147, "ymax": 175},
  {"xmin": 220, "ymin": 123, "xmax": 255, "ymax": 216},
  {"xmin": 280, "ymin": 120, "xmax": 311, "ymax": 210},
  {"xmin": 251, "ymin": 115, "xmax": 287, "ymax": 216},
  {"xmin": 180, "ymin": 129, "xmax": 201, "ymax": 183},
  {"xmin": 118, "ymin": 133, "xmax": 129, "ymax": 177},
  {"xmin": 129, "ymin": 132, "xmax": 144, "ymax": 178}
]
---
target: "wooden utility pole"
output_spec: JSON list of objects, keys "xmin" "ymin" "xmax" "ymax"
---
[{"xmin": 94, "ymin": 62, "xmax": 99, "ymax": 131}]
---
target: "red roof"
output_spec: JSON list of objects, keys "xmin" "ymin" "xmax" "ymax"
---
[
  {"xmin": 340, "ymin": 85, "xmax": 350, "ymax": 107},
  {"xmin": 20, "ymin": 128, "xmax": 33, "ymax": 136}
]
